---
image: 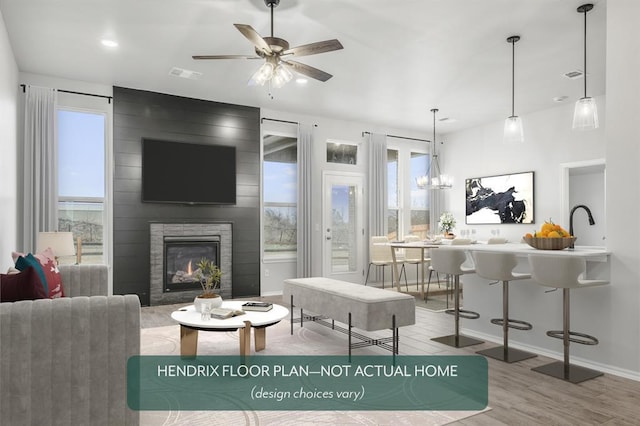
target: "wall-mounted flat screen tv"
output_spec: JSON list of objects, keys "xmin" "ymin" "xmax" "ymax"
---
[{"xmin": 142, "ymin": 138, "xmax": 236, "ymax": 205}]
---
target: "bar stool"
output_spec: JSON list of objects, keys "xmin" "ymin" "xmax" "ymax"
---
[
  {"xmin": 430, "ymin": 247, "xmax": 483, "ymax": 348},
  {"xmin": 472, "ymin": 251, "xmax": 537, "ymax": 363},
  {"xmin": 528, "ymin": 255, "xmax": 609, "ymax": 383}
]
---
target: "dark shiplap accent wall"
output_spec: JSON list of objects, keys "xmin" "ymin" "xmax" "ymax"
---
[{"xmin": 112, "ymin": 86, "xmax": 260, "ymax": 305}]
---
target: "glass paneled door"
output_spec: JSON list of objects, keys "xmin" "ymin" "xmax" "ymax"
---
[{"xmin": 322, "ymin": 173, "xmax": 364, "ymax": 282}]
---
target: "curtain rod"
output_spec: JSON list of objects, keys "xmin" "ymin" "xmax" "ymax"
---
[
  {"xmin": 261, "ymin": 117, "xmax": 318, "ymax": 127},
  {"xmin": 20, "ymin": 84, "xmax": 113, "ymax": 104},
  {"xmin": 362, "ymin": 131, "xmax": 430, "ymax": 143}
]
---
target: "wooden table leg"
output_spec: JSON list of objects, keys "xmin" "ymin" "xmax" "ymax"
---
[
  {"xmin": 180, "ymin": 325, "xmax": 198, "ymax": 357},
  {"xmin": 239, "ymin": 321, "xmax": 252, "ymax": 356},
  {"xmin": 255, "ymin": 327, "xmax": 266, "ymax": 351}
]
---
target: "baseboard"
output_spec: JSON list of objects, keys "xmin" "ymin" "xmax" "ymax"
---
[{"xmin": 462, "ymin": 328, "xmax": 640, "ymax": 382}]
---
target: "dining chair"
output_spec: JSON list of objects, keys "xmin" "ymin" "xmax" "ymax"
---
[
  {"xmin": 364, "ymin": 236, "xmax": 394, "ymax": 289},
  {"xmin": 402, "ymin": 235, "xmax": 430, "ymax": 291}
]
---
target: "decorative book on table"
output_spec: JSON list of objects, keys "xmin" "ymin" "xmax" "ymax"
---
[
  {"xmin": 209, "ymin": 308, "xmax": 245, "ymax": 319},
  {"xmin": 242, "ymin": 302, "xmax": 273, "ymax": 312}
]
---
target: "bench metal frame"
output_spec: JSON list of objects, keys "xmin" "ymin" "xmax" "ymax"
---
[{"xmin": 289, "ymin": 295, "xmax": 398, "ymax": 358}]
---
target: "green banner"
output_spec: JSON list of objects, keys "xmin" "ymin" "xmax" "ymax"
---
[{"xmin": 128, "ymin": 355, "xmax": 487, "ymax": 411}]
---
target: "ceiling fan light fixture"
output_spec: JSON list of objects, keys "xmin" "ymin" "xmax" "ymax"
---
[
  {"xmin": 573, "ymin": 3, "xmax": 598, "ymax": 130},
  {"xmin": 248, "ymin": 62, "xmax": 274, "ymax": 86},
  {"xmin": 272, "ymin": 63, "xmax": 293, "ymax": 88}
]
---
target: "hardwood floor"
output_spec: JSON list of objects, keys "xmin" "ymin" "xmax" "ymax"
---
[{"xmin": 141, "ymin": 296, "xmax": 640, "ymax": 425}]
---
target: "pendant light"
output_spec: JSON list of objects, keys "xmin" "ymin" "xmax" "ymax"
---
[
  {"xmin": 504, "ymin": 35, "xmax": 524, "ymax": 144},
  {"xmin": 418, "ymin": 108, "xmax": 452, "ymax": 190},
  {"xmin": 573, "ymin": 3, "xmax": 598, "ymax": 130}
]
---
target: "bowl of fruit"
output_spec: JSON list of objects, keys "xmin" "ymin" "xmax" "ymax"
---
[{"xmin": 523, "ymin": 220, "xmax": 576, "ymax": 250}]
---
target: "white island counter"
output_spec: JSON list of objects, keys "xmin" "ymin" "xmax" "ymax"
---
[{"xmin": 446, "ymin": 242, "xmax": 611, "ymax": 368}]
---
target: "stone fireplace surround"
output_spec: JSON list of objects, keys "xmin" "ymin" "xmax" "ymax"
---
[{"xmin": 150, "ymin": 222, "xmax": 232, "ymax": 306}]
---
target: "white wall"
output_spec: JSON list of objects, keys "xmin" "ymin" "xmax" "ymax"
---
[
  {"xmin": 602, "ymin": 0, "xmax": 640, "ymax": 376},
  {"xmin": 0, "ymin": 10, "xmax": 19, "ymax": 272}
]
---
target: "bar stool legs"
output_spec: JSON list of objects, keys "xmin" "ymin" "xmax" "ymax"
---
[
  {"xmin": 477, "ymin": 280, "xmax": 537, "ymax": 363},
  {"xmin": 431, "ymin": 274, "xmax": 483, "ymax": 348},
  {"xmin": 532, "ymin": 288, "xmax": 602, "ymax": 383}
]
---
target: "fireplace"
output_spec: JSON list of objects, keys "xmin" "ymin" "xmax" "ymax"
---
[
  {"xmin": 163, "ymin": 236, "xmax": 220, "ymax": 293},
  {"xmin": 150, "ymin": 222, "xmax": 232, "ymax": 306}
]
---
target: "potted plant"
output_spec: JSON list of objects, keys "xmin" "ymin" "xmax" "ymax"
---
[
  {"xmin": 193, "ymin": 257, "xmax": 223, "ymax": 312},
  {"xmin": 438, "ymin": 212, "xmax": 456, "ymax": 238}
]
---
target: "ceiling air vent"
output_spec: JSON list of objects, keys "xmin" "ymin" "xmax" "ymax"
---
[
  {"xmin": 169, "ymin": 67, "xmax": 202, "ymax": 80},
  {"xmin": 563, "ymin": 70, "xmax": 584, "ymax": 80}
]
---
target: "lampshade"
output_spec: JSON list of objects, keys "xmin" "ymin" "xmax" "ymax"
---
[
  {"xmin": 248, "ymin": 62, "xmax": 275, "ymax": 86},
  {"xmin": 504, "ymin": 115, "xmax": 524, "ymax": 144},
  {"xmin": 504, "ymin": 35, "xmax": 524, "ymax": 144},
  {"xmin": 573, "ymin": 4, "xmax": 598, "ymax": 130},
  {"xmin": 272, "ymin": 64, "xmax": 293, "ymax": 88},
  {"xmin": 37, "ymin": 232, "xmax": 76, "ymax": 258},
  {"xmin": 573, "ymin": 97, "xmax": 599, "ymax": 130}
]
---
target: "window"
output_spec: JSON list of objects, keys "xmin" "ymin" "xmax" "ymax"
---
[
  {"xmin": 410, "ymin": 152, "xmax": 429, "ymax": 238},
  {"xmin": 387, "ymin": 149, "xmax": 399, "ymax": 240},
  {"xmin": 263, "ymin": 134, "xmax": 297, "ymax": 260},
  {"xmin": 57, "ymin": 109, "xmax": 106, "ymax": 264},
  {"xmin": 386, "ymin": 142, "xmax": 431, "ymax": 240}
]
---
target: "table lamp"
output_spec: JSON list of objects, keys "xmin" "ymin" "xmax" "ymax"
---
[{"xmin": 37, "ymin": 232, "xmax": 76, "ymax": 264}]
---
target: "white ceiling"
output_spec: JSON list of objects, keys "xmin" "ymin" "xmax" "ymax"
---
[{"xmin": 0, "ymin": 0, "xmax": 607, "ymax": 134}]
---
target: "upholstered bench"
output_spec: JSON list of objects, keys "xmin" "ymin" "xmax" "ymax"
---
[{"xmin": 283, "ymin": 277, "xmax": 415, "ymax": 355}]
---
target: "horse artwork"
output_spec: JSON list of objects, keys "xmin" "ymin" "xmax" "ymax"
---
[{"xmin": 465, "ymin": 172, "xmax": 534, "ymax": 224}]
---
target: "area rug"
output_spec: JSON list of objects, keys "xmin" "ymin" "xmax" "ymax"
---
[{"xmin": 139, "ymin": 320, "xmax": 489, "ymax": 425}]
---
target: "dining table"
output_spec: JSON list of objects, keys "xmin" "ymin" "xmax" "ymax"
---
[{"xmin": 388, "ymin": 240, "xmax": 441, "ymax": 299}]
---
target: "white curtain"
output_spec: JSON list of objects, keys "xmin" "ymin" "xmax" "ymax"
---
[
  {"xmin": 22, "ymin": 86, "xmax": 58, "ymax": 251},
  {"xmin": 296, "ymin": 124, "xmax": 313, "ymax": 277},
  {"xmin": 366, "ymin": 133, "xmax": 388, "ymax": 273}
]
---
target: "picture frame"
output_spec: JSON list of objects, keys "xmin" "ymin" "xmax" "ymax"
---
[
  {"xmin": 465, "ymin": 171, "xmax": 534, "ymax": 224},
  {"xmin": 326, "ymin": 141, "xmax": 358, "ymax": 165}
]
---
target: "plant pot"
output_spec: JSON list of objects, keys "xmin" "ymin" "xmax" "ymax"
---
[{"xmin": 194, "ymin": 294, "xmax": 223, "ymax": 312}]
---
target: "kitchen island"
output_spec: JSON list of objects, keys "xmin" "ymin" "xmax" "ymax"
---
[{"xmin": 445, "ymin": 242, "xmax": 611, "ymax": 370}]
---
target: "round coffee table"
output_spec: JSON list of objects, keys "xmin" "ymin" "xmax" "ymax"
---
[{"xmin": 171, "ymin": 301, "xmax": 289, "ymax": 356}]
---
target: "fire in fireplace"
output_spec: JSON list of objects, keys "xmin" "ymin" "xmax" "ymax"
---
[{"xmin": 163, "ymin": 236, "xmax": 220, "ymax": 292}]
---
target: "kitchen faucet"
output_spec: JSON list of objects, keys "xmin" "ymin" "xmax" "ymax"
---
[{"xmin": 569, "ymin": 204, "xmax": 595, "ymax": 249}]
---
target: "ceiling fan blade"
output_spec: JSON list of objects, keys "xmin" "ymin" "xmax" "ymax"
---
[
  {"xmin": 193, "ymin": 55, "xmax": 262, "ymax": 60},
  {"xmin": 233, "ymin": 23, "xmax": 272, "ymax": 55},
  {"xmin": 282, "ymin": 39, "xmax": 343, "ymax": 57},
  {"xmin": 282, "ymin": 60, "xmax": 333, "ymax": 82}
]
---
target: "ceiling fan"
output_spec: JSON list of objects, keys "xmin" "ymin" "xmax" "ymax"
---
[{"xmin": 192, "ymin": 0, "xmax": 343, "ymax": 87}]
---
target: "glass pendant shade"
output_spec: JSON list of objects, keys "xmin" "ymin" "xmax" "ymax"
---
[
  {"xmin": 248, "ymin": 62, "xmax": 274, "ymax": 86},
  {"xmin": 504, "ymin": 115, "xmax": 524, "ymax": 143},
  {"xmin": 572, "ymin": 96, "xmax": 599, "ymax": 130},
  {"xmin": 272, "ymin": 64, "xmax": 293, "ymax": 88}
]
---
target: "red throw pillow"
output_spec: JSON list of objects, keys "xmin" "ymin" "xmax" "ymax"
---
[
  {"xmin": 0, "ymin": 266, "xmax": 48, "ymax": 302},
  {"xmin": 13, "ymin": 248, "xmax": 66, "ymax": 299},
  {"xmin": 40, "ymin": 258, "xmax": 65, "ymax": 298}
]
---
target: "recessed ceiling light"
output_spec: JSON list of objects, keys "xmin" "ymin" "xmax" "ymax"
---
[
  {"xmin": 553, "ymin": 95, "xmax": 569, "ymax": 102},
  {"xmin": 101, "ymin": 39, "xmax": 118, "ymax": 48},
  {"xmin": 296, "ymin": 78, "xmax": 308, "ymax": 84},
  {"xmin": 439, "ymin": 117, "xmax": 457, "ymax": 123}
]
